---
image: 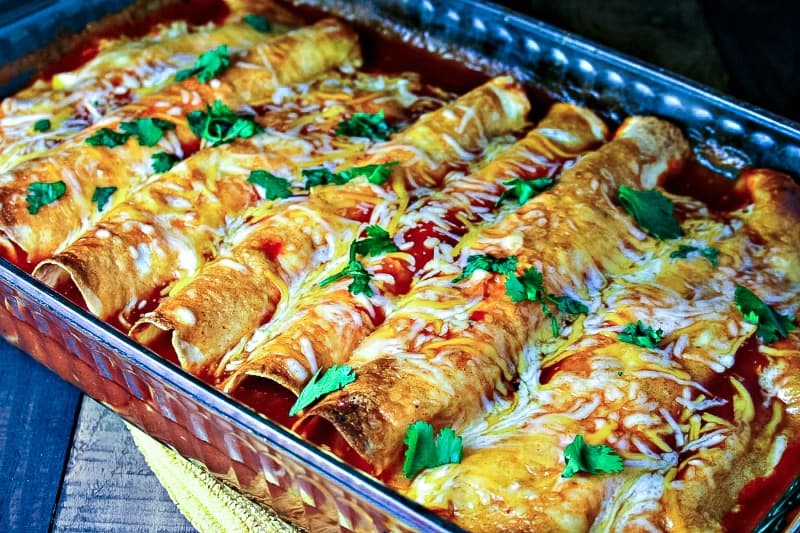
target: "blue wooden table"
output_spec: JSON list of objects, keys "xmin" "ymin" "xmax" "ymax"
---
[{"xmin": 0, "ymin": 337, "xmax": 194, "ymax": 532}]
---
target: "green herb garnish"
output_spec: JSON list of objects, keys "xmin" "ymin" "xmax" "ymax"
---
[
  {"xmin": 495, "ymin": 177, "xmax": 555, "ymax": 207},
  {"xmin": 288, "ymin": 364, "xmax": 356, "ymax": 416},
  {"xmin": 617, "ymin": 185, "xmax": 683, "ymax": 240},
  {"xmin": 352, "ymin": 225, "xmax": 398, "ymax": 257},
  {"xmin": 33, "ymin": 118, "xmax": 51, "ymax": 132},
  {"xmin": 339, "ymin": 162, "xmax": 399, "ymax": 185},
  {"xmin": 85, "ymin": 127, "xmax": 130, "ymax": 148},
  {"xmin": 335, "ymin": 110, "xmax": 395, "ymax": 141},
  {"xmin": 86, "ymin": 118, "xmax": 174, "ymax": 149},
  {"xmin": 119, "ymin": 118, "xmax": 175, "ymax": 147},
  {"xmin": 175, "ymin": 45, "xmax": 231, "ymax": 83},
  {"xmin": 550, "ymin": 294, "xmax": 591, "ymax": 315},
  {"xmin": 151, "ymin": 152, "xmax": 180, "ymax": 173},
  {"xmin": 26, "ymin": 181, "xmax": 66, "ymax": 214},
  {"xmin": 243, "ymin": 14, "xmax": 272, "ymax": 33},
  {"xmin": 302, "ymin": 167, "xmax": 344, "ymax": 188},
  {"xmin": 402, "ymin": 421, "xmax": 462, "ymax": 479},
  {"xmin": 187, "ymin": 100, "xmax": 263, "ymax": 146},
  {"xmin": 91, "ymin": 186, "xmax": 117, "ymax": 211},
  {"xmin": 670, "ymin": 244, "xmax": 719, "ymax": 267},
  {"xmin": 505, "ymin": 267, "xmax": 587, "ymax": 336},
  {"xmin": 303, "ymin": 161, "xmax": 399, "ymax": 188},
  {"xmin": 318, "ymin": 226, "xmax": 397, "ymax": 296},
  {"xmin": 453, "ymin": 254, "xmax": 518, "ymax": 283},
  {"xmin": 735, "ymin": 285, "xmax": 796, "ymax": 344},
  {"xmin": 318, "ymin": 255, "xmax": 373, "ymax": 296},
  {"xmin": 247, "ymin": 169, "xmax": 292, "ymax": 200},
  {"xmin": 618, "ymin": 320, "xmax": 663, "ymax": 349},
  {"xmin": 562, "ymin": 435, "xmax": 624, "ymax": 478}
]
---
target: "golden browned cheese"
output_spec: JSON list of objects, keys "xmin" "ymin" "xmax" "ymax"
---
[
  {"xmin": 221, "ymin": 103, "xmax": 608, "ymax": 399},
  {"xmin": 33, "ymin": 73, "xmax": 428, "ymax": 327},
  {"xmin": 0, "ymin": 19, "xmax": 360, "ymax": 265},
  {"xmin": 303, "ymin": 116, "xmax": 690, "ymax": 473},
  {"xmin": 2, "ymin": 13, "xmax": 800, "ymax": 531},
  {"xmin": 0, "ymin": 21, "xmax": 280, "ymax": 172},
  {"xmin": 761, "ymin": 331, "xmax": 800, "ymax": 424},
  {"xmin": 225, "ymin": 19, "xmax": 360, "ymax": 105},
  {"xmin": 130, "ymin": 76, "xmax": 530, "ymax": 377},
  {"xmin": 405, "ymin": 169, "xmax": 800, "ymax": 532}
]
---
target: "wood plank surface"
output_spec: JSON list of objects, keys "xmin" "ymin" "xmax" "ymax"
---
[
  {"xmin": 0, "ymin": 337, "xmax": 82, "ymax": 533},
  {"xmin": 50, "ymin": 397, "xmax": 194, "ymax": 533}
]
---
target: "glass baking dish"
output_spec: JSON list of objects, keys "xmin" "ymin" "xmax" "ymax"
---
[{"xmin": 1, "ymin": 0, "xmax": 799, "ymax": 530}]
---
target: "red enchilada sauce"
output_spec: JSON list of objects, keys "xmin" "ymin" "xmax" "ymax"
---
[
  {"xmin": 0, "ymin": 240, "xmax": 36, "ymax": 274},
  {"xmin": 38, "ymin": 0, "xmax": 231, "ymax": 81},
  {"xmin": 0, "ymin": 1, "xmax": 796, "ymax": 529}
]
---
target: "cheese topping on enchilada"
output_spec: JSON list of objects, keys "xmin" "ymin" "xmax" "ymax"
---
[{"xmin": 0, "ymin": 7, "xmax": 798, "ymax": 533}]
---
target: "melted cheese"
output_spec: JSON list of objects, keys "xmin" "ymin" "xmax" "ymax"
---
[
  {"xmin": 0, "ymin": 22, "xmax": 275, "ymax": 173},
  {"xmin": 406, "ymin": 188, "xmax": 800, "ymax": 532},
  {"xmin": 2, "ymin": 16, "xmax": 799, "ymax": 532}
]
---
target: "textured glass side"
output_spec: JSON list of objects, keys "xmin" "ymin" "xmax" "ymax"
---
[
  {"xmin": 0, "ymin": 0, "xmax": 136, "ymax": 96},
  {"xmin": 296, "ymin": 0, "xmax": 800, "ymax": 178},
  {"xmin": 0, "ymin": 260, "xmax": 460, "ymax": 532}
]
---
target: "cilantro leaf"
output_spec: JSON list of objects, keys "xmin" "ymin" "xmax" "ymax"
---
[
  {"xmin": 335, "ymin": 110, "xmax": 395, "ymax": 141},
  {"xmin": 506, "ymin": 267, "xmax": 546, "ymax": 304},
  {"xmin": 303, "ymin": 162, "xmax": 399, "ymax": 188},
  {"xmin": 187, "ymin": 100, "xmax": 263, "ymax": 146},
  {"xmin": 453, "ymin": 254, "xmax": 518, "ymax": 283},
  {"xmin": 506, "ymin": 267, "xmax": 587, "ymax": 336},
  {"xmin": 243, "ymin": 14, "xmax": 272, "ymax": 32},
  {"xmin": 550, "ymin": 294, "xmax": 589, "ymax": 315},
  {"xmin": 618, "ymin": 320, "xmax": 663, "ymax": 349},
  {"xmin": 119, "ymin": 118, "xmax": 175, "ymax": 147},
  {"xmin": 562, "ymin": 435, "xmax": 624, "ymax": 478},
  {"xmin": 33, "ymin": 118, "xmax": 51, "ymax": 132},
  {"xmin": 701, "ymin": 248, "xmax": 720, "ymax": 266},
  {"xmin": 495, "ymin": 177, "xmax": 555, "ymax": 207},
  {"xmin": 175, "ymin": 45, "xmax": 230, "ymax": 83},
  {"xmin": 288, "ymin": 364, "xmax": 356, "ymax": 416},
  {"xmin": 503, "ymin": 272, "xmax": 527, "ymax": 303},
  {"xmin": 352, "ymin": 225, "xmax": 398, "ymax": 257},
  {"xmin": 318, "ymin": 228, "xmax": 396, "ymax": 296},
  {"xmin": 669, "ymin": 244, "xmax": 719, "ymax": 267},
  {"xmin": 735, "ymin": 285, "xmax": 796, "ymax": 344},
  {"xmin": 247, "ymin": 169, "xmax": 292, "ymax": 200},
  {"xmin": 91, "ymin": 186, "xmax": 117, "ymax": 211},
  {"xmin": 86, "ymin": 119, "xmax": 174, "ymax": 149},
  {"xmin": 302, "ymin": 167, "xmax": 342, "ymax": 188},
  {"xmin": 85, "ymin": 127, "xmax": 130, "ymax": 148},
  {"xmin": 26, "ymin": 181, "xmax": 66, "ymax": 214},
  {"xmin": 617, "ymin": 185, "xmax": 683, "ymax": 240},
  {"xmin": 319, "ymin": 258, "xmax": 373, "ymax": 296},
  {"xmin": 151, "ymin": 152, "xmax": 180, "ymax": 173},
  {"xmin": 338, "ymin": 162, "xmax": 399, "ymax": 185},
  {"xmin": 402, "ymin": 421, "xmax": 463, "ymax": 478}
]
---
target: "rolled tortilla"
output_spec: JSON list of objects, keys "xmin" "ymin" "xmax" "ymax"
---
[
  {"xmin": 130, "ymin": 76, "xmax": 530, "ymax": 377},
  {"xmin": 301, "ymin": 116, "xmax": 690, "ymax": 472},
  {"xmin": 34, "ymin": 138, "xmax": 303, "ymax": 327},
  {"xmin": 735, "ymin": 169, "xmax": 800, "ymax": 282},
  {"xmin": 406, "ymin": 173, "xmax": 800, "ymax": 531},
  {"xmin": 0, "ymin": 19, "xmax": 361, "ymax": 266},
  {"xmin": 336, "ymin": 75, "xmax": 530, "ymax": 192},
  {"xmin": 33, "ymin": 72, "xmax": 431, "ymax": 328},
  {"xmin": 222, "ymin": 103, "xmax": 608, "ymax": 398},
  {"xmin": 0, "ymin": 21, "xmax": 279, "ymax": 172}
]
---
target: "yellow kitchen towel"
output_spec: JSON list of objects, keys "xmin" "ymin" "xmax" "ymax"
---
[{"xmin": 128, "ymin": 423, "xmax": 299, "ymax": 533}]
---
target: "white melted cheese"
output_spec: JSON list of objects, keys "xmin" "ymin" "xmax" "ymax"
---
[{"xmin": 406, "ymin": 192, "xmax": 800, "ymax": 531}]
